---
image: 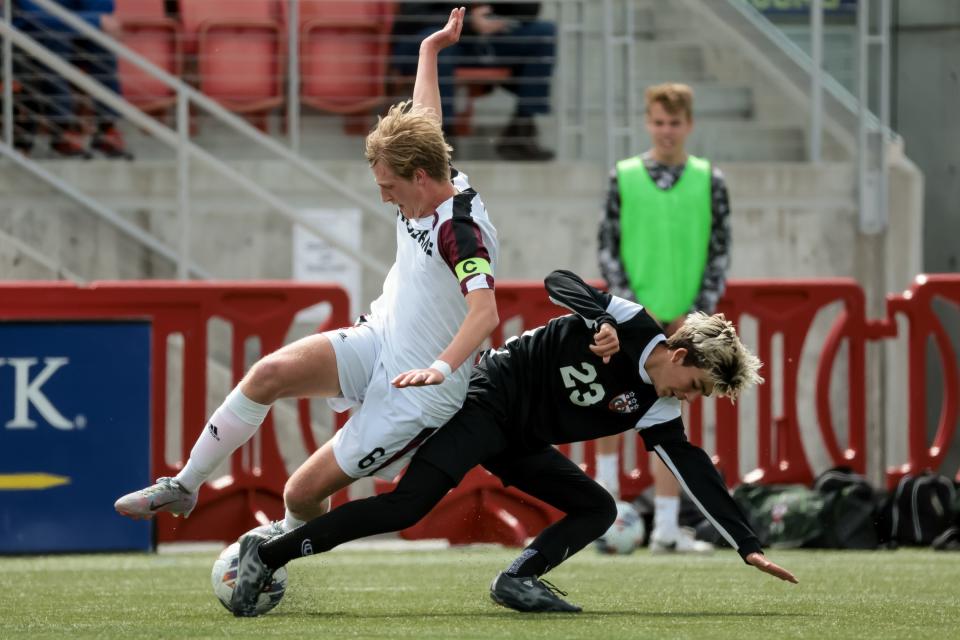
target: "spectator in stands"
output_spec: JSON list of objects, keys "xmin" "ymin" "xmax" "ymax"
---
[
  {"xmin": 393, "ymin": 2, "xmax": 555, "ymax": 161},
  {"xmin": 13, "ymin": 0, "xmax": 131, "ymax": 158},
  {"xmin": 596, "ymin": 82, "xmax": 732, "ymax": 555}
]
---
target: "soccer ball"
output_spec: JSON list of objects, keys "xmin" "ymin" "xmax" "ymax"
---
[
  {"xmin": 211, "ymin": 542, "xmax": 288, "ymax": 615},
  {"xmin": 594, "ymin": 501, "xmax": 645, "ymax": 555}
]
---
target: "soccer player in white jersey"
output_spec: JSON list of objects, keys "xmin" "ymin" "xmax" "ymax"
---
[{"xmin": 115, "ymin": 7, "xmax": 500, "ymax": 533}]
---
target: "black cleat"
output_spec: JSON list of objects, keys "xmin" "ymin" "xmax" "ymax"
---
[
  {"xmin": 230, "ymin": 531, "xmax": 275, "ymax": 617},
  {"xmin": 489, "ymin": 572, "xmax": 582, "ymax": 613}
]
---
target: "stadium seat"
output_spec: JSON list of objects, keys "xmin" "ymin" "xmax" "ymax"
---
[
  {"xmin": 452, "ymin": 66, "xmax": 511, "ymax": 137},
  {"xmin": 113, "ymin": 0, "xmax": 182, "ymax": 119},
  {"xmin": 283, "ymin": 0, "xmax": 395, "ymax": 130},
  {"xmin": 178, "ymin": 0, "xmax": 284, "ymax": 130}
]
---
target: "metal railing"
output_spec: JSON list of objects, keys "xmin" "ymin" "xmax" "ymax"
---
[
  {"xmin": 1, "ymin": 0, "xmax": 905, "ymax": 280},
  {"xmin": 2, "ymin": 0, "xmax": 394, "ymax": 280},
  {"xmin": 692, "ymin": 0, "xmax": 894, "ymax": 234},
  {"xmin": 0, "ymin": 0, "xmax": 595, "ymax": 279}
]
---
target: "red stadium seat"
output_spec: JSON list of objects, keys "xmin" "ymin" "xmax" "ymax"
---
[
  {"xmin": 178, "ymin": 0, "xmax": 284, "ymax": 129},
  {"xmin": 283, "ymin": 1, "xmax": 395, "ymax": 121},
  {"xmin": 452, "ymin": 66, "xmax": 511, "ymax": 137},
  {"xmin": 113, "ymin": 0, "xmax": 181, "ymax": 118}
]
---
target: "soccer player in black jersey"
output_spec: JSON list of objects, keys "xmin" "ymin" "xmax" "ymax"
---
[{"xmin": 232, "ymin": 269, "xmax": 797, "ymax": 615}]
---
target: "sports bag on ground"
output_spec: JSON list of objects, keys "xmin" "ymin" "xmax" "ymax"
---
[{"xmin": 878, "ymin": 472, "xmax": 957, "ymax": 546}]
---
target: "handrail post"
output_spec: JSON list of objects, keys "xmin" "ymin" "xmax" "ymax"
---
[
  {"xmin": 555, "ymin": 0, "xmax": 566, "ymax": 159},
  {"xmin": 287, "ymin": 0, "xmax": 300, "ymax": 154},
  {"xmin": 602, "ymin": 0, "xmax": 614, "ymax": 168},
  {"xmin": 2, "ymin": 0, "xmax": 12, "ymax": 148},
  {"xmin": 879, "ymin": 0, "xmax": 891, "ymax": 231},
  {"xmin": 857, "ymin": 0, "xmax": 890, "ymax": 234},
  {"xmin": 857, "ymin": 0, "xmax": 870, "ymax": 231},
  {"xmin": 177, "ymin": 88, "xmax": 190, "ymax": 280},
  {"xmin": 575, "ymin": 0, "xmax": 586, "ymax": 160},
  {"xmin": 809, "ymin": 0, "xmax": 823, "ymax": 162}
]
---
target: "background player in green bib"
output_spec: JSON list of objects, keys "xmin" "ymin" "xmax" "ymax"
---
[{"xmin": 597, "ymin": 82, "xmax": 732, "ymax": 554}]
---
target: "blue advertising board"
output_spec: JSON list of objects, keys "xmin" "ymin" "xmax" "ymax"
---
[{"xmin": 0, "ymin": 321, "xmax": 151, "ymax": 553}]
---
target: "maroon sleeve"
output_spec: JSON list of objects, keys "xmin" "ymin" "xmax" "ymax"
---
[{"xmin": 437, "ymin": 190, "xmax": 493, "ymax": 295}]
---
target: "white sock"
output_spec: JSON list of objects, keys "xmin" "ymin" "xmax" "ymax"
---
[
  {"xmin": 653, "ymin": 495, "xmax": 680, "ymax": 540},
  {"xmin": 596, "ymin": 453, "xmax": 620, "ymax": 498},
  {"xmin": 283, "ymin": 510, "xmax": 306, "ymax": 533},
  {"xmin": 176, "ymin": 387, "xmax": 271, "ymax": 493}
]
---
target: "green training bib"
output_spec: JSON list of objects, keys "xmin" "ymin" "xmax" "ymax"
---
[{"xmin": 616, "ymin": 154, "xmax": 712, "ymax": 323}]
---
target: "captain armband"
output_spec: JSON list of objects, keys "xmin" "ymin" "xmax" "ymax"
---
[{"xmin": 454, "ymin": 257, "xmax": 493, "ymax": 284}]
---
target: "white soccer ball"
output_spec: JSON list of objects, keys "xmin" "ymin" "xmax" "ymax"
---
[
  {"xmin": 211, "ymin": 541, "xmax": 288, "ymax": 615},
  {"xmin": 594, "ymin": 500, "xmax": 646, "ymax": 555}
]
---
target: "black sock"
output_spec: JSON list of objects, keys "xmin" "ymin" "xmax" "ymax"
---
[
  {"xmin": 505, "ymin": 548, "xmax": 549, "ymax": 578},
  {"xmin": 257, "ymin": 462, "xmax": 453, "ymax": 570}
]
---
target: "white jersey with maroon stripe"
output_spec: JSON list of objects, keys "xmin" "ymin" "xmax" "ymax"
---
[{"xmin": 367, "ymin": 168, "xmax": 498, "ymax": 421}]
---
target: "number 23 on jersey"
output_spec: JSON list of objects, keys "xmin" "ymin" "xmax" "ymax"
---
[{"xmin": 559, "ymin": 363, "xmax": 605, "ymax": 407}]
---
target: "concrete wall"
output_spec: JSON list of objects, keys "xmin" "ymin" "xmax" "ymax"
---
[
  {"xmin": 893, "ymin": 1, "xmax": 960, "ymax": 476},
  {"xmin": 894, "ymin": 1, "xmax": 960, "ymax": 275}
]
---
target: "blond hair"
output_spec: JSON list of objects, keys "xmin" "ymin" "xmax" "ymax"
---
[
  {"xmin": 645, "ymin": 83, "xmax": 694, "ymax": 120},
  {"xmin": 365, "ymin": 100, "xmax": 451, "ymax": 182},
  {"xmin": 666, "ymin": 312, "xmax": 763, "ymax": 401}
]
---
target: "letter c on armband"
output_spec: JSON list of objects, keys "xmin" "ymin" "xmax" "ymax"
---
[{"xmin": 455, "ymin": 257, "xmax": 492, "ymax": 284}]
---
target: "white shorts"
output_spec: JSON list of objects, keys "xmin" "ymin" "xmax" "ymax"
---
[{"xmin": 323, "ymin": 323, "xmax": 446, "ymax": 480}]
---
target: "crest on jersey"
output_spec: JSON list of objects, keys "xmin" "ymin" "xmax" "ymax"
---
[{"xmin": 608, "ymin": 391, "xmax": 640, "ymax": 414}]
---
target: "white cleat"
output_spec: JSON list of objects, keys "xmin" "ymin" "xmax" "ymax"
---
[
  {"xmin": 649, "ymin": 527, "xmax": 715, "ymax": 555},
  {"xmin": 114, "ymin": 477, "xmax": 198, "ymax": 520}
]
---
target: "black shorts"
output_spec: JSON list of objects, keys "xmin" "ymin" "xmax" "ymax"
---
[{"xmin": 414, "ymin": 391, "xmax": 512, "ymax": 484}]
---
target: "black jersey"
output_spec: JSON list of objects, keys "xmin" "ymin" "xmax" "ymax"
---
[
  {"xmin": 476, "ymin": 269, "xmax": 681, "ymax": 448},
  {"xmin": 465, "ymin": 269, "xmax": 762, "ymax": 560}
]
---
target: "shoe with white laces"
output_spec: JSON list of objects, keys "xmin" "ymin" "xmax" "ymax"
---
[
  {"xmin": 231, "ymin": 531, "xmax": 276, "ymax": 617},
  {"xmin": 114, "ymin": 477, "xmax": 198, "ymax": 519},
  {"xmin": 489, "ymin": 572, "xmax": 582, "ymax": 613},
  {"xmin": 649, "ymin": 527, "xmax": 715, "ymax": 555}
]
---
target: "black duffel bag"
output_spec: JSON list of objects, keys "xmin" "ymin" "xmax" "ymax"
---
[{"xmin": 878, "ymin": 472, "xmax": 957, "ymax": 546}]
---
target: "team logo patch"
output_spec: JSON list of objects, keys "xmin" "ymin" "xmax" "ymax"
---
[{"xmin": 608, "ymin": 391, "xmax": 639, "ymax": 414}]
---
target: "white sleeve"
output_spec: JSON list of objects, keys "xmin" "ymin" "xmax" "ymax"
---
[
  {"xmin": 605, "ymin": 295, "xmax": 645, "ymax": 324},
  {"xmin": 635, "ymin": 396, "xmax": 682, "ymax": 430}
]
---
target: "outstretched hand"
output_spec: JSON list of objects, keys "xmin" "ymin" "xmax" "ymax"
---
[
  {"xmin": 392, "ymin": 367, "xmax": 446, "ymax": 388},
  {"xmin": 590, "ymin": 322, "xmax": 620, "ymax": 364},
  {"xmin": 421, "ymin": 6, "xmax": 465, "ymax": 52},
  {"xmin": 746, "ymin": 552, "xmax": 799, "ymax": 584}
]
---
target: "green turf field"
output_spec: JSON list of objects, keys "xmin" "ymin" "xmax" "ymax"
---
[{"xmin": 1, "ymin": 546, "xmax": 958, "ymax": 639}]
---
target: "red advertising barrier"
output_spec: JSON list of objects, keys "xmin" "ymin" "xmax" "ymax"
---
[
  {"xmin": 0, "ymin": 281, "xmax": 350, "ymax": 544},
  {"xmin": 3, "ymin": 276, "xmax": 958, "ymax": 545},
  {"xmin": 694, "ymin": 279, "xmax": 879, "ymax": 487},
  {"xmin": 884, "ymin": 275, "xmax": 960, "ymax": 487}
]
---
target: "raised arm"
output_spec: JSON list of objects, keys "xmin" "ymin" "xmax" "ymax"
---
[
  {"xmin": 546, "ymin": 269, "xmax": 634, "ymax": 364},
  {"xmin": 413, "ymin": 6, "xmax": 465, "ymax": 123},
  {"xmin": 544, "ymin": 269, "xmax": 615, "ymax": 328}
]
